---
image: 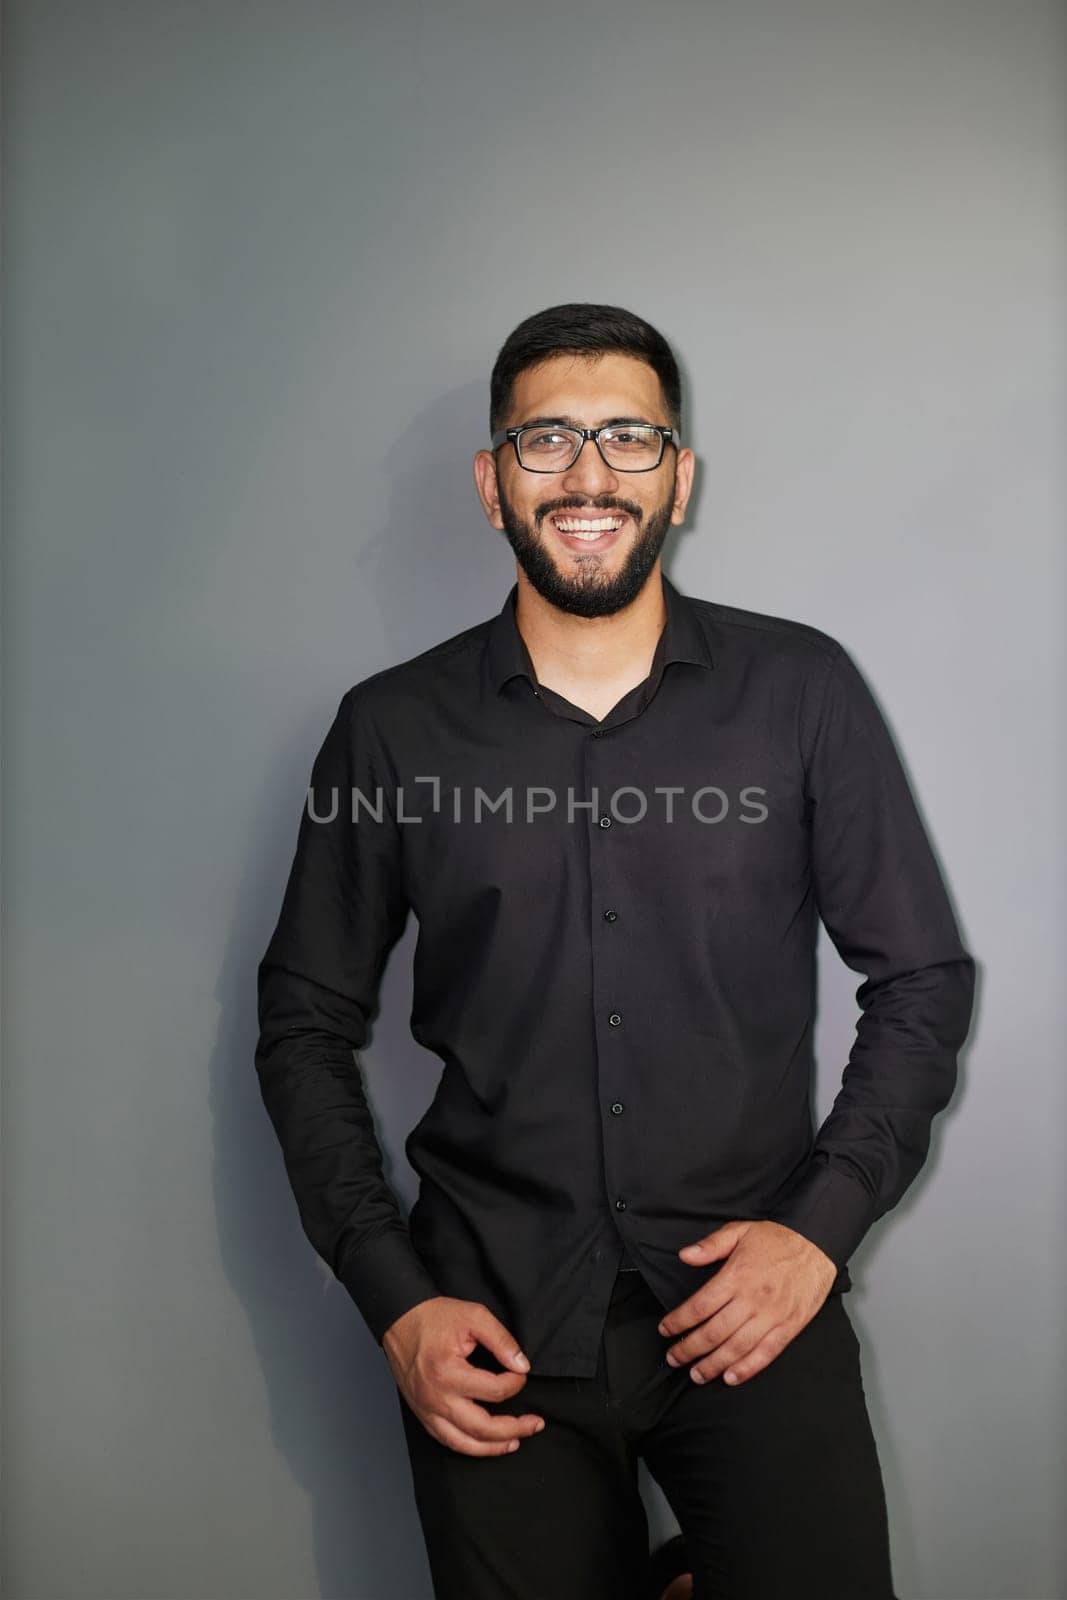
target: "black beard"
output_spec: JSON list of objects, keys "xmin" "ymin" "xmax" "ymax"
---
[{"xmin": 496, "ymin": 476, "xmax": 676, "ymax": 619}]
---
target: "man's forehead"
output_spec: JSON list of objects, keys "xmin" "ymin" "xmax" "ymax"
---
[{"xmin": 510, "ymin": 351, "xmax": 662, "ymax": 418}]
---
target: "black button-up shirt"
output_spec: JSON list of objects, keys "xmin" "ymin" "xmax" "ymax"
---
[{"xmin": 254, "ymin": 573, "xmax": 975, "ymax": 1377}]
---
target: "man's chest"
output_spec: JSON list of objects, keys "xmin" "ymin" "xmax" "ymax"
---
[{"xmin": 387, "ymin": 696, "xmax": 809, "ymax": 928}]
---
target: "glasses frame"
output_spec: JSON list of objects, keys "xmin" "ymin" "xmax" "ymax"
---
[{"xmin": 490, "ymin": 422, "xmax": 677, "ymax": 474}]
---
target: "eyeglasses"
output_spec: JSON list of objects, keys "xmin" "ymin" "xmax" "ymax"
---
[{"xmin": 490, "ymin": 423, "xmax": 677, "ymax": 474}]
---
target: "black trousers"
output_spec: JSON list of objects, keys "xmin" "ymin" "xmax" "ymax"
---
[{"xmin": 396, "ymin": 1267, "xmax": 898, "ymax": 1600}]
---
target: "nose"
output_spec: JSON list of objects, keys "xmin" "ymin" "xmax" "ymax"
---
[{"xmin": 560, "ymin": 435, "xmax": 620, "ymax": 499}]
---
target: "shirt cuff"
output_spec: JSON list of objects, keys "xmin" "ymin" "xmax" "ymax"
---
[
  {"xmin": 765, "ymin": 1160, "xmax": 880, "ymax": 1271},
  {"xmin": 338, "ymin": 1227, "xmax": 443, "ymax": 1346}
]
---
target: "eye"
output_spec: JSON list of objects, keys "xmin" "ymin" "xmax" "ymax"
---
[
  {"xmin": 525, "ymin": 430, "xmax": 573, "ymax": 452},
  {"xmin": 605, "ymin": 428, "xmax": 651, "ymax": 448}
]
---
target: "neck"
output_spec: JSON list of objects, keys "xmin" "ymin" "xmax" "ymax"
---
[{"xmin": 513, "ymin": 564, "xmax": 667, "ymax": 689}]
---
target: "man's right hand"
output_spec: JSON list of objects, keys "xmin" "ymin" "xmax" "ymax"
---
[{"xmin": 382, "ymin": 1296, "xmax": 547, "ymax": 1457}]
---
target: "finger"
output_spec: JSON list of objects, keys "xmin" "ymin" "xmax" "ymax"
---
[
  {"xmin": 447, "ymin": 1395, "xmax": 547, "ymax": 1445},
  {"xmin": 691, "ymin": 1319, "xmax": 788, "ymax": 1386},
  {"xmin": 659, "ymin": 1275, "xmax": 737, "ymax": 1339},
  {"xmin": 453, "ymin": 1362, "xmax": 535, "ymax": 1403},
  {"xmin": 657, "ymin": 1286, "xmax": 729, "ymax": 1338},
  {"xmin": 666, "ymin": 1302, "xmax": 751, "ymax": 1367},
  {"xmin": 716, "ymin": 1322, "xmax": 795, "ymax": 1386},
  {"xmin": 677, "ymin": 1220, "xmax": 747, "ymax": 1264},
  {"xmin": 466, "ymin": 1311, "xmax": 531, "ymax": 1375},
  {"xmin": 429, "ymin": 1411, "xmax": 528, "ymax": 1458}
]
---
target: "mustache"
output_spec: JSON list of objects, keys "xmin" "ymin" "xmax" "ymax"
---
[{"xmin": 539, "ymin": 501, "xmax": 642, "ymax": 520}]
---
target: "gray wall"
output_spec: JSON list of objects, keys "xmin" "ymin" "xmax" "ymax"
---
[{"xmin": 3, "ymin": 2, "xmax": 1063, "ymax": 1596}]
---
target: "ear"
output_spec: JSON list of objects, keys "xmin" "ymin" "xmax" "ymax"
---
[
  {"xmin": 473, "ymin": 449, "xmax": 505, "ymax": 531},
  {"xmin": 670, "ymin": 446, "xmax": 697, "ymax": 525}
]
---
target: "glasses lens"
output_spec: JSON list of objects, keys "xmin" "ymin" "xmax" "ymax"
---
[
  {"xmin": 517, "ymin": 427, "xmax": 581, "ymax": 471},
  {"xmin": 599, "ymin": 426, "xmax": 663, "ymax": 470},
  {"xmin": 514, "ymin": 424, "xmax": 666, "ymax": 472}
]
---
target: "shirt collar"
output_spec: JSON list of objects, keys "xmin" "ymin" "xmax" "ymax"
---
[{"xmin": 486, "ymin": 572, "xmax": 715, "ymax": 696}]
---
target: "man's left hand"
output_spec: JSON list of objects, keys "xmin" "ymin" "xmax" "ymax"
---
[{"xmin": 657, "ymin": 1220, "xmax": 838, "ymax": 1388}]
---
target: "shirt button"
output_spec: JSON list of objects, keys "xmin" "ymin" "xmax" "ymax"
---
[
  {"xmin": 591, "ymin": 728, "xmax": 603, "ymax": 738},
  {"xmin": 598, "ymin": 815, "xmax": 612, "ymax": 828},
  {"xmin": 608, "ymin": 1012, "xmax": 622, "ymax": 1026},
  {"xmin": 603, "ymin": 909, "xmax": 618, "ymax": 922},
  {"xmin": 610, "ymin": 1101, "xmax": 624, "ymax": 1115},
  {"xmin": 615, "ymin": 1197, "xmax": 628, "ymax": 1211}
]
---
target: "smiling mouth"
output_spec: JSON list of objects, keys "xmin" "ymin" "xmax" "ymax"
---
[{"xmin": 548, "ymin": 513, "xmax": 629, "ymax": 545}]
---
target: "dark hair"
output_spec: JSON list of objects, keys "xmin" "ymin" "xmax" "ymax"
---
[{"xmin": 489, "ymin": 302, "xmax": 683, "ymax": 438}]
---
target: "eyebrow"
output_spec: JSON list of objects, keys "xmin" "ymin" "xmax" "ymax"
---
[{"xmin": 515, "ymin": 414, "xmax": 660, "ymax": 430}]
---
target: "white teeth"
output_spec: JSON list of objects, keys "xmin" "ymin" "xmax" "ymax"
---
[{"xmin": 554, "ymin": 517, "xmax": 624, "ymax": 537}]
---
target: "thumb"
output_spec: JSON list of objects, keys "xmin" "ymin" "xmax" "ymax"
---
[
  {"xmin": 472, "ymin": 1306, "xmax": 531, "ymax": 1373},
  {"xmin": 678, "ymin": 1222, "xmax": 746, "ymax": 1262}
]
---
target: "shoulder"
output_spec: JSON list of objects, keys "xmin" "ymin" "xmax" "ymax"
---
[
  {"xmin": 687, "ymin": 592, "xmax": 846, "ymax": 675},
  {"xmin": 334, "ymin": 612, "xmax": 494, "ymax": 723}
]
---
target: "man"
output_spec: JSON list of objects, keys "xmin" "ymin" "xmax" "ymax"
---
[{"xmin": 255, "ymin": 303, "xmax": 975, "ymax": 1600}]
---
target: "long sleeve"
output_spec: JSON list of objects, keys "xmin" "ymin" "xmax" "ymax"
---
[
  {"xmin": 254, "ymin": 686, "xmax": 441, "ymax": 1344},
  {"xmin": 766, "ymin": 641, "xmax": 976, "ymax": 1269}
]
